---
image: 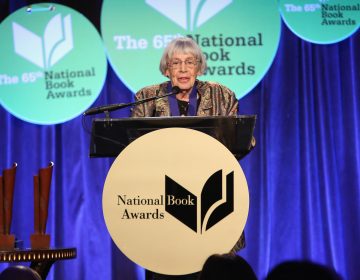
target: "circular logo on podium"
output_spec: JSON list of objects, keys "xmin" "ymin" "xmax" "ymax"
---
[{"xmin": 102, "ymin": 128, "xmax": 249, "ymax": 275}]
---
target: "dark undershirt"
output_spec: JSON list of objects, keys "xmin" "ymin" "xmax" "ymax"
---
[
  {"xmin": 177, "ymin": 99, "xmax": 189, "ymax": 116},
  {"xmin": 177, "ymin": 99, "xmax": 201, "ymax": 116}
]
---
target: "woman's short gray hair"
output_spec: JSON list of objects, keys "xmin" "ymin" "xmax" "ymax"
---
[{"xmin": 159, "ymin": 37, "xmax": 207, "ymax": 76}]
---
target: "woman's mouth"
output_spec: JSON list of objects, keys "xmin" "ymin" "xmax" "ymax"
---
[{"xmin": 178, "ymin": 77, "xmax": 190, "ymax": 83}]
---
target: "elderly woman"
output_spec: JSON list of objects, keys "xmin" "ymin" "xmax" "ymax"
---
[
  {"xmin": 131, "ymin": 37, "xmax": 245, "ymax": 280},
  {"xmin": 131, "ymin": 37, "xmax": 238, "ymax": 117}
]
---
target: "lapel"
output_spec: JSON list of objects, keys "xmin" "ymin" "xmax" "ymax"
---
[
  {"xmin": 154, "ymin": 80, "xmax": 214, "ymax": 116},
  {"xmin": 154, "ymin": 82, "xmax": 171, "ymax": 116}
]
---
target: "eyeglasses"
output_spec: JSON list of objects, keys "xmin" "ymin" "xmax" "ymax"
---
[{"xmin": 168, "ymin": 59, "xmax": 198, "ymax": 69}]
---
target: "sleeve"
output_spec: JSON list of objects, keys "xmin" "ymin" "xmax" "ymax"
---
[
  {"xmin": 216, "ymin": 83, "xmax": 238, "ymax": 116},
  {"xmin": 226, "ymin": 89, "xmax": 238, "ymax": 116},
  {"xmin": 130, "ymin": 87, "xmax": 156, "ymax": 117}
]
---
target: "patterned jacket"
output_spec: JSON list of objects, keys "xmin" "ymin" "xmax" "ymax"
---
[{"xmin": 131, "ymin": 80, "xmax": 238, "ymax": 117}]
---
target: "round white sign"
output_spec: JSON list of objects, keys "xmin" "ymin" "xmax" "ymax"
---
[{"xmin": 103, "ymin": 128, "xmax": 249, "ymax": 275}]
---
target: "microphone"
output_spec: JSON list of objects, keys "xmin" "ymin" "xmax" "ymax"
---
[
  {"xmin": 83, "ymin": 86, "xmax": 180, "ymax": 116},
  {"xmin": 83, "ymin": 103, "xmax": 126, "ymax": 116}
]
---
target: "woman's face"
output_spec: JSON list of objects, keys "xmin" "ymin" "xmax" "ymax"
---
[{"xmin": 165, "ymin": 52, "xmax": 200, "ymax": 94}]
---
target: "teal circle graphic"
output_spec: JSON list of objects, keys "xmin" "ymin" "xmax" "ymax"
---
[
  {"xmin": 101, "ymin": 0, "xmax": 281, "ymax": 99},
  {"xmin": 279, "ymin": 0, "xmax": 360, "ymax": 44},
  {"xmin": 0, "ymin": 3, "xmax": 107, "ymax": 125}
]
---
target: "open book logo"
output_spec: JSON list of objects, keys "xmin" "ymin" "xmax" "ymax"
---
[
  {"xmin": 165, "ymin": 170, "xmax": 234, "ymax": 233},
  {"xmin": 12, "ymin": 14, "xmax": 74, "ymax": 69},
  {"xmin": 145, "ymin": 0, "xmax": 232, "ymax": 31}
]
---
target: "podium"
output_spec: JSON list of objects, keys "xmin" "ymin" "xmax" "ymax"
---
[
  {"xmin": 89, "ymin": 115, "xmax": 256, "ymax": 159},
  {"xmin": 91, "ymin": 115, "xmax": 256, "ymax": 276}
]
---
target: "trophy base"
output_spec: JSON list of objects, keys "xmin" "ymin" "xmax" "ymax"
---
[
  {"xmin": 31, "ymin": 233, "xmax": 50, "ymax": 249},
  {"xmin": 0, "ymin": 234, "xmax": 15, "ymax": 250}
]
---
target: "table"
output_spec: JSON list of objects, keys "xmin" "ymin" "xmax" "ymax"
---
[{"xmin": 0, "ymin": 247, "xmax": 77, "ymax": 279}]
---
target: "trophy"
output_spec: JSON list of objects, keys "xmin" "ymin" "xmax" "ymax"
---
[
  {"xmin": 0, "ymin": 163, "xmax": 17, "ymax": 250},
  {"xmin": 31, "ymin": 162, "xmax": 54, "ymax": 249}
]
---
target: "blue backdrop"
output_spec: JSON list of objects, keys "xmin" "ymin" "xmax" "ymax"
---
[{"xmin": 0, "ymin": 1, "xmax": 359, "ymax": 279}]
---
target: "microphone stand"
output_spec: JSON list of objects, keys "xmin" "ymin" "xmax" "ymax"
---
[{"xmin": 83, "ymin": 87, "xmax": 180, "ymax": 116}]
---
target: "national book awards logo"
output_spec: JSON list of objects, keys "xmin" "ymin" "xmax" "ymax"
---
[
  {"xmin": 165, "ymin": 169, "xmax": 235, "ymax": 234},
  {"xmin": 279, "ymin": 0, "xmax": 360, "ymax": 44},
  {"xmin": 118, "ymin": 169, "xmax": 235, "ymax": 234},
  {"xmin": 0, "ymin": 3, "xmax": 107, "ymax": 125},
  {"xmin": 103, "ymin": 128, "xmax": 249, "ymax": 275},
  {"xmin": 101, "ymin": 0, "xmax": 281, "ymax": 99}
]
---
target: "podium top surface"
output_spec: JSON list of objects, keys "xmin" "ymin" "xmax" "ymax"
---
[{"xmin": 89, "ymin": 115, "xmax": 256, "ymax": 159}]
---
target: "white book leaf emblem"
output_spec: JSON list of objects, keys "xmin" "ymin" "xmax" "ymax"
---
[
  {"xmin": 12, "ymin": 14, "xmax": 73, "ymax": 68},
  {"xmin": 146, "ymin": 0, "xmax": 232, "ymax": 31}
]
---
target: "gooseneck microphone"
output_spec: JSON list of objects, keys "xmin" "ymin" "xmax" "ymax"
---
[{"xmin": 83, "ymin": 86, "xmax": 180, "ymax": 116}]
